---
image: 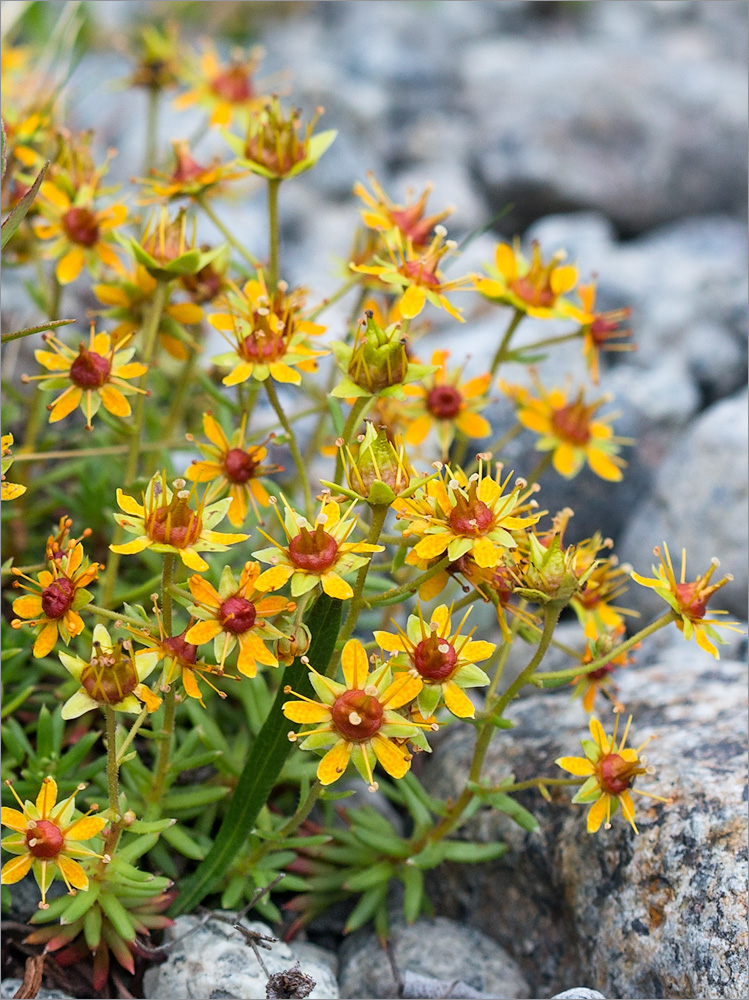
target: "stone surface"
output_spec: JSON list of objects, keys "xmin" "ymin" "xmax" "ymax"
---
[
  {"xmin": 0, "ymin": 983, "xmax": 74, "ymax": 1000},
  {"xmin": 142, "ymin": 915, "xmax": 339, "ymax": 1000},
  {"xmin": 420, "ymin": 625, "xmax": 748, "ymax": 999},
  {"xmin": 337, "ymin": 916, "xmax": 530, "ymax": 999},
  {"xmin": 551, "ymin": 991, "xmax": 606, "ymax": 1000}
]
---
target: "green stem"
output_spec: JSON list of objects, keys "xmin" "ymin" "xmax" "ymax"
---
[
  {"xmin": 535, "ymin": 610, "xmax": 677, "ymax": 681},
  {"xmin": 82, "ymin": 604, "xmax": 156, "ymax": 630},
  {"xmin": 525, "ymin": 451, "xmax": 553, "ymax": 486},
  {"xmin": 508, "ymin": 329, "xmax": 582, "ymax": 355},
  {"xmin": 307, "ymin": 277, "xmax": 360, "ymax": 322},
  {"xmin": 489, "ymin": 602, "xmax": 563, "ymax": 720},
  {"xmin": 265, "ymin": 379, "xmax": 313, "ymax": 519},
  {"xmin": 489, "ymin": 308, "xmax": 524, "ymax": 378},
  {"xmin": 104, "ymin": 706, "xmax": 120, "ymax": 819},
  {"xmin": 144, "ymin": 86, "xmax": 160, "ymax": 175},
  {"xmin": 161, "ymin": 553, "xmax": 175, "ymax": 635},
  {"xmin": 145, "ymin": 554, "xmax": 176, "ymax": 815},
  {"xmin": 499, "ymin": 776, "xmax": 584, "ymax": 794},
  {"xmin": 1, "ymin": 317, "xmax": 75, "ymax": 345},
  {"xmin": 197, "ymin": 193, "xmax": 259, "ymax": 270},
  {"xmin": 116, "ymin": 706, "xmax": 149, "ymax": 765},
  {"xmin": 12, "ymin": 440, "xmax": 185, "ymax": 463},
  {"xmin": 333, "ymin": 396, "xmax": 374, "ymax": 485},
  {"xmin": 275, "ymin": 781, "xmax": 322, "ymax": 840},
  {"xmin": 267, "ymin": 178, "xmax": 280, "ymax": 291},
  {"xmin": 366, "ymin": 557, "xmax": 450, "ymax": 608}
]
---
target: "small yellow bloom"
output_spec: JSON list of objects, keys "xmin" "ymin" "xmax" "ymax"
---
[
  {"xmin": 568, "ymin": 279, "xmax": 634, "ymax": 384},
  {"xmin": 25, "ymin": 324, "xmax": 148, "ymax": 430},
  {"xmin": 1, "ymin": 433, "xmax": 26, "ymax": 500},
  {"xmin": 1, "ymin": 777, "xmax": 106, "ymax": 908},
  {"xmin": 568, "ymin": 535, "xmax": 637, "ymax": 639},
  {"xmin": 556, "ymin": 715, "xmax": 669, "ymax": 834},
  {"xmin": 476, "ymin": 239, "xmax": 577, "ymax": 320},
  {"xmin": 570, "ymin": 627, "xmax": 634, "ymax": 714},
  {"xmin": 174, "ymin": 42, "xmax": 267, "ymax": 128},
  {"xmin": 354, "ymin": 172, "xmax": 453, "ymax": 248},
  {"xmin": 136, "ymin": 139, "xmax": 243, "ymax": 204},
  {"xmin": 631, "ymin": 544, "xmax": 743, "ymax": 659}
]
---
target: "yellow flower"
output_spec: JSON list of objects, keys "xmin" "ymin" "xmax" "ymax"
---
[
  {"xmin": 475, "ymin": 239, "xmax": 577, "ymax": 320},
  {"xmin": 11, "ymin": 541, "xmax": 100, "ymax": 658},
  {"xmin": 185, "ymin": 562, "xmax": 296, "ymax": 678},
  {"xmin": 283, "ymin": 638, "xmax": 432, "ymax": 790},
  {"xmin": 25, "ymin": 324, "xmax": 148, "ymax": 430},
  {"xmin": 354, "ymin": 172, "xmax": 453, "ymax": 248},
  {"xmin": 631, "ymin": 544, "xmax": 743, "ymax": 659},
  {"xmin": 571, "ymin": 627, "xmax": 634, "ymax": 714},
  {"xmin": 110, "ymin": 471, "xmax": 249, "ymax": 573},
  {"xmin": 501, "ymin": 375, "xmax": 627, "ymax": 482},
  {"xmin": 185, "ymin": 412, "xmax": 280, "ymax": 527},
  {"xmin": 1, "ymin": 433, "xmax": 26, "ymax": 500},
  {"xmin": 210, "ymin": 273, "xmax": 328, "ymax": 387},
  {"xmin": 556, "ymin": 715, "xmax": 669, "ymax": 834},
  {"xmin": 351, "ymin": 225, "xmax": 473, "ymax": 322},
  {"xmin": 174, "ymin": 42, "xmax": 267, "ymax": 128},
  {"xmin": 395, "ymin": 457, "xmax": 541, "ymax": 571},
  {"xmin": 93, "ymin": 264, "xmax": 205, "ymax": 360},
  {"xmin": 136, "ymin": 139, "xmax": 243, "ymax": 204},
  {"xmin": 58, "ymin": 624, "xmax": 161, "ymax": 719},
  {"xmin": 1, "ymin": 777, "xmax": 106, "ymax": 908},
  {"xmin": 569, "ymin": 280, "xmax": 634, "ymax": 384},
  {"xmin": 254, "ymin": 495, "xmax": 384, "ymax": 600},
  {"xmin": 375, "ymin": 603, "xmax": 493, "ymax": 719},
  {"xmin": 33, "ymin": 177, "xmax": 127, "ymax": 284},
  {"xmin": 402, "ymin": 350, "xmax": 492, "ymax": 458},
  {"xmin": 568, "ymin": 535, "xmax": 637, "ymax": 639}
]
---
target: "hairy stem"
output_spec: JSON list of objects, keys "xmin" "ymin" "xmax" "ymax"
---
[{"xmin": 265, "ymin": 379, "xmax": 313, "ymax": 519}]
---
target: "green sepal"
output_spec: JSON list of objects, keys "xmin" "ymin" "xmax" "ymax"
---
[{"xmin": 83, "ymin": 902, "xmax": 102, "ymax": 951}]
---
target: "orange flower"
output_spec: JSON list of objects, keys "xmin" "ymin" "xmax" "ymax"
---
[
  {"xmin": 1, "ymin": 777, "xmax": 106, "ymax": 908},
  {"xmin": 136, "ymin": 139, "xmax": 243, "ymax": 204},
  {"xmin": 354, "ymin": 172, "xmax": 453, "ymax": 248},
  {"xmin": 570, "ymin": 279, "xmax": 634, "ymax": 384},
  {"xmin": 475, "ymin": 239, "xmax": 577, "ymax": 320},
  {"xmin": 569, "ymin": 537, "xmax": 637, "ymax": 639},
  {"xmin": 1, "ymin": 433, "xmax": 26, "ymax": 500},
  {"xmin": 174, "ymin": 42, "xmax": 267, "ymax": 128},
  {"xmin": 571, "ymin": 627, "xmax": 634, "ymax": 714}
]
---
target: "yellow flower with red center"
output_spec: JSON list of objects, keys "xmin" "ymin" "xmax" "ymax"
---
[
  {"xmin": 185, "ymin": 562, "xmax": 296, "ymax": 677},
  {"xmin": 443, "ymin": 552, "xmax": 537, "ymax": 642},
  {"xmin": 569, "ymin": 280, "xmax": 634, "ymax": 384},
  {"xmin": 501, "ymin": 375, "xmax": 627, "ymax": 482},
  {"xmin": 174, "ymin": 42, "xmax": 267, "ymax": 128},
  {"xmin": 33, "ymin": 176, "xmax": 128, "ymax": 284},
  {"xmin": 354, "ymin": 172, "xmax": 453, "ymax": 248},
  {"xmin": 631, "ymin": 544, "xmax": 743, "ymax": 659},
  {"xmin": 25, "ymin": 325, "xmax": 148, "ymax": 430},
  {"xmin": 568, "ymin": 534, "xmax": 637, "ymax": 639},
  {"xmin": 1, "ymin": 777, "xmax": 106, "ymax": 908},
  {"xmin": 375, "ymin": 604, "xmax": 493, "ymax": 719},
  {"xmin": 351, "ymin": 225, "xmax": 473, "ymax": 322},
  {"xmin": 11, "ymin": 540, "xmax": 99, "ymax": 658},
  {"xmin": 58, "ymin": 624, "xmax": 161, "ymax": 719},
  {"xmin": 253, "ymin": 495, "xmax": 384, "ymax": 600},
  {"xmin": 402, "ymin": 350, "xmax": 492, "ymax": 458},
  {"xmin": 210, "ymin": 273, "xmax": 328, "ymax": 386},
  {"xmin": 136, "ymin": 139, "xmax": 243, "ymax": 204},
  {"xmin": 111, "ymin": 472, "xmax": 248, "ymax": 573},
  {"xmin": 282, "ymin": 638, "xmax": 431, "ymax": 790},
  {"xmin": 571, "ymin": 627, "xmax": 634, "ymax": 714},
  {"xmin": 556, "ymin": 715, "xmax": 669, "ymax": 834},
  {"xmin": 396, "ymin": 458, "xmax": 541, "ymax": 571},
  {"xmin": 475, "ymin": 239, "xmax": 578, "ymax": 320},
  {"xmin": 93, "ymin": 264, "xmax": 205, "ymax": 361},
  {"xmin": 1, "ymin": 433, "xmax": 26, "ymax": 500},
  {"xmin": 184, "ymin": 412, "xmax": 280, "ymax": 527}
]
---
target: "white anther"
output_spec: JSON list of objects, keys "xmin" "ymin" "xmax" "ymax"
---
[
  {"xmin": 173, "ymin": 478, "xmax": 186, "ymax": 490},
  {"xmin": 348, "ymin": 711, "xmax": 362, "ymax": 726},
  {"xmin": 364, "ymin": 684, "xmax": 378, "ymax": 696},
  {"xmin": 177, "ymin": 490, "xmax": 190, "ymax": 500}
]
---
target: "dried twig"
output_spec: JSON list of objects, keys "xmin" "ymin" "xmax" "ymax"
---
[{"xmin": 13, "ymin": 954, "xmax": 44, "ymax": 1000}]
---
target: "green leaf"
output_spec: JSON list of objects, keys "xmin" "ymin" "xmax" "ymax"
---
[
  {"xmin": 59, "ymin": 881, "xmax": 101, "ymax": 925},
  {"xmin": 126, "ymin": 817, "xmax": 176, "ymax": 835},
  {"xmin": 161, "ymin": 822, "xmax": 207, "ymax": 860},
  {"xmin": 1, "ymin": 160, "xmax": 48, "ymax": 249},
  {"xmin": 83, "ymin": 902, "xmax": 102, "ymax": 951},
  {"xmin": 400, "ymin": 864, "xmax": 424, "ymax": 924},
  {"xmin": 344, "ymin": 882, "xmax": 388, "ymax": 934},
  {"xmin": 408, "ymin": 841, "xmax": 447, "ymax": 870},
  {"xmin": 36, "ymin": 705, "xmax": 54, "ymax": 762},
  {"xmin": 440, "ymin": 840, "xmax": 508, "ymax": 863},
  {"xmin": 171, "ymin": 593, "xmax": 343, "ymax": 916},
  {"xmin": 483, "ymin": 792, "xmax": 539, "ymax": 833},
  {"xmin": 98, "ymin": 892, "xmax": 137, "ymax": 942},
  {"xmin": 343, "ymin": 860, "xmax": 393, "ymax": 891}
]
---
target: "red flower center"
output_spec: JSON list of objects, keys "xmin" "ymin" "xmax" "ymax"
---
[
  {"xmin": 448, "ymin": 486, "xmax": 494, "ymax": 536},
  {"xmin": 551, "ymin": 401, "xmax": 592, "ymax": 446},
  {"xmin": 41, "ymin": 576, "xmax": 76, "ymax": 619},
  {"xmin": 220, "ymin": 595, "xmax": 257, "ymax": 634},
  {"xmin": 403, "ymin": 258, "xmax": 440, "ymax": 288},
  {"xmin": 81, "ymin": 643, "xmax": 139, "ymax": 704},
  {"xmin": 675, "ymin": 582, "xmax": 707, "ymax": 619},
  {"xmin": 62, "ymin": 206, "xmax": 99, "ymax": 247},
  {"xmin": 224, "ymin": 447, "xmax": 259, "ymax": 484},
  {"xmin": 26, "ymin": 819, "xmax": 64, "ymax": 859},
  {"xmin": 163, "ymin": 632, "xmax": 198, "ymax": 664},
  {"xmin": 172, "ymin": 147, "xmax": 207, "ymax": 184},
  {"xmin": 331, "ymin": 688, "xmax": 383, "ymax": 740},
  {"xmin": 599, "ymin": 752, "xmax": 636, "ymax": 796},
  {"xmin": 242, "ymin": 330, "xmax": 285, "ymax": 361},
  {"xmin": 211, "ymin": 66, "xmax": 253, "ymax": 104},
  {"xmin": 288, "ymin": 525, "xmax": 339, "ymax": 572},
  {"xmin": 414, "ymin": 632, "xmax": 457, "ymax": 681},
  {"xmin": 426, "ymin": 384, "xmax": 462, "ymax": 420},
  {"xmin": 509, "ymin": 276, "xmax": 555, "ymax": 308},
  {"xmin": 390, "ymin": 208, "xmax": 433, "ymax": 248},
  {"xmin": 146, "ymin": 494, "xmax": 203, "ymax": 548},
  {"xmin": 70, "ymin": 344, "xmax": 111, "ymax": 389}
]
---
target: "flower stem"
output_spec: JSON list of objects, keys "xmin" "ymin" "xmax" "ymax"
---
[
  {"xmin": 146, "ymin": 554, "xmax": 177, "ymax": 816},
  {"xmin": 144, "ymin": 86, "xmax": 160, "ymax": 175},
  {"xmin": 267, "ymin": 178, "xmax": 281, "ymax": 291},
  {"xmin": 104, "ymin": 705, "xmax": 120, "ymax": 819},
  {"xmin": 197, "ymin": 193, "xmax": 259, "ymax": 270},
  {"xmin": 265, "ymin": 379, "xmax": 313, "ymax": 519},
  {"xmin": 82, "ymin": 603, "xmax": 159, "ymax": 629},
  {"xmin": 276, "ymin": 780, "xmax": 322, "ymax": 839},
  {"xmin": 116, "ymin": 706, "xmax": 149, "ymax": 765},
  {"xmin": 489, "ymin": 602, "xmax": 563, "ymax": 720},
  {"xmin": 525, "ymin": 451, "xmax": 553, "ymax": 486},
  {"xmin": 489, "ymin": 308, "xmax": 523, "ymax": 379},
  {"xmin": 498, "ymin": 776, "xmax": 584, "ymax": 794},
  {"xmin": 307, "ymin": 277, "xmax": 360, "ymax": 322}
]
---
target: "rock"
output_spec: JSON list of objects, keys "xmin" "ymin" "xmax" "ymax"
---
[
  {"xmin": 337, "ymin": 916, "xmax": 530, "ymax": 999},
  {"xmin": 0, "ymin": 983, "xmax": 74, "ymax": 1000},
  {"xmin": 551, "ymin": 991, "xmax": 606, "ymax": 1000},
  {"xmin": 619, "ymin": 389, "xmax": 749, "ymax": 619},
  {"xmin": 420, "ymin": 625, "xmax": 748, "ymax": 998},
  {"xmin": 142, "ymin": 914, "xmax": 339, "ymax": 1000}
]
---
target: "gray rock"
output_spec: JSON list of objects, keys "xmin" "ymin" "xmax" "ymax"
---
[
  {"xmin": 551, "ymin": 991, "xmax": 606, "ymax": 1000},
  {"xmin": 420, "ymin": 626, "xmax": 748, "ymax": 999},
  {"xmin": 0, "ymin": 983, "xmax": 75, "ymax": 1000},
  {"xmin": 620, "ymin": 389, "xmax": 749, "ymax": 619},
  {"xmin": 337, "ymin": 916, "xmax": 530, "ymax": 999},
  {"xmin": 142, "ymin": 914, "xmax": 339, "ymax": 999}
]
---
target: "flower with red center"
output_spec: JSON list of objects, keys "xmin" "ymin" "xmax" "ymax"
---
[
  {"xmin": 126, "ymin": 206, "xmax": 224, "ymax": 281},
  {"xmin": 351, "ymin": 226, "xmax": 473, "ymax": 322},
  {"xmin": 571, "ymin": 627, "xmax": 636, "ymax": 713},
  {"xmin": 282, "ymin": 638, "xmax": 432, "ymax": 790},
  {"xmin": 111, "ymin": 471, "xmax": 248, "ymax": 572},
  {"xmin": 396, "ymin": 457, "xmax": 541, "ymax": 573},
  {"xmin": 631, "ymin": 544, "xmax": 743, "ymax": 658},
  {"xmin": 501, "ymin": 374, "xmax": 628, "ymax": 482},
  {"xmin": 556, "ymin": 715, "xmax": 670, "ymax": 833},
  {"xmin": 568, "ymin": 536, "xmax": 637, "ymax": 639},
  {"xmin": 1, "ymin": 433, "xmax": 25, "ymax": 500},
  {"xmin": 210, "ymin": 272, "xmax": 328, "ymax": 387},
  {"xmin": 254, "ymin": 495, "xmax": 384, "ymax": 600},
  {"xmin": 136, "ymin": 139, "xmax": 243, "ymax": 204},
  {"xmin": 567, "ymin": 279, "xmax": 634, "ymax": 384},
  {"xmin": 402, "ymin": 350, "xmax": 492, "ymax": 458},
  {"xmin": 475, "ymin": 239, "xmax": 578, "ymax": 320},
  {"xmin": 184, "ymin": 562, "xmax": 296, "ymax": 677},
  {"xmin": 58, "ymin": 624, "xmax": 161, "ymax": 719},
  {"xmin": 11, "ymin": 540, "xmax": 100, "ymax": 658},
  {"xmin": 353, "ymin": 172, "xmax": 454, "ymax": 248},
  {"xmin": 174, "ymin": 42, "xmax": 268, "ymax": 127},
  {"xmin": 23, "ymin": 324, "xmax": 148, "ymax": 430},
  {"xmin": 375, "ymin": 603, "xmax": 493, "ymax": 719},
  {"xmin": 184, "ymin": 412, "xmax": 281, "ymax": 527},
  {"xmin": 1, "ymin": 777, "xmax": 106, "ymax": 907},
  {"xmin": 32, "ymin": 174, "xmax": 128, "ymax": 284}
]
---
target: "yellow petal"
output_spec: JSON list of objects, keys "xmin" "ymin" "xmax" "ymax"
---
[
  {"xmin": 283, "ymin": 700, "xmax": 331, "ymax": 724},
  {"xmin": 188, "ymin": 573, "xmax": 222, "ymax": 607},
  {"xmin": 1, "ymin": 808, "xmax": 29, "ymax": 832},
  {"xmin": 341, "ymin": 638, "xmax": 368, "ymax": 689},
  {"xmin": 587, "ymin": 447, "xmax": 623, "ymax": 483},
  {"xmin": 443, "ymin": 681, "xmax": 475, "ymax": 718},
  {"xmin": 456, "ymin": 410, "xmax": 491, "ymax": 439},
  {"xmin": 36, "ymin": 777, "xmax": 57, "ymax": 818},
  {"xmin": 203, "ymin": 413, "xmax": 230, "ymax": 451},
  {"xmin": 381, "ymin": 673, "xmax": 422, "ymax": 710},
  {"xmin": 168, "ymin": 302, "xmax": 204, "ymax": 325},
  {"xmin": 110, "ymin": 536, "xmax": 151, "ymax": 555},
  {"xmin": 372, "ymin": 734, "xmax": 411, "ymax": 779},
  {"xmin": 399, "ymin": 284, "xmax": 427, "ymax": 319},
  {"xmin": 56, "ymin": 854, "xmax": 88, "ymax": 890},
  {"xmin": 238, "ymin": 632, "xmax": 277, "ymax": 669},
  {"xmin": 1, "ymin": 853, "xmax": 33, "ymax": 884},
  {"xmin": 33, "ymin": 622, "xmax": 59, "ymax": 659},
  {"xmin": 461, "ymin": 375, "xmax": 492, "ymax": 400},
  {"xmin": 179, "ymin": 548, "xmax": 209, "ymax": 572},
  {"xmin": 494, "ymin": 243, "xmax": 517, "ymax": 281},
  {"xmin": 100, "ymin": 385, "xmax": 131, "ymax": 418},
  {"xmin": 460, "ymin": 640, "xmax": 495, "ymax": 662},
  {"xmin": 589, "ymin": 717, "xmax": 609, "ymax": 752},
  {"xmin": 256, "ymin": 565, "xmax": 294, "ymax": 591},
  {"xmin": 49, "ymin": 387, "xmax": 83, "ymax": 423},
  {"xmin": 552, "ymin": 442, "xmax": 580, "ymax": 479},
  {"xmin": 405, "ymin": 415, "xmax": 432, "ymax": 446},
  {"xmin": 372, "ymin": 630, "xmax": 406, "ymax": 653},
  {"xmin": 586, "ymin": 794, "xmax": 609, "ymax": 833},
  {"xmin": 317, "ymin": 741, "xmax": 352, "ymax": 785},
  {"xmin": 413, "ymin": 534, "xmax": 449, "ymax": 560},
  {"xmin": 56, "ymin": 247, "xmax": 85, "ymax": 285},
  {"xmin": 116, "ymin": 490, "xmax": 144, "ymax": 517},
  {"xmin": 472, "ymin": 535, "xmax": 498, "ymax": 569},
  {"xmin": 64, "ymin": 815, "xmax": 106, "ymax": 841},
  {"xmin": 185, "ymin": 619, "xmax": 223, "ymax": 645},
  {"xmin": 321, "ymin": 573, "xmax": 353, "ymax": 600},
  {"xmin": 269, "ymin": 362, "xmax": 302, "ymax": 385},
  {"xmin": 12, "ymin": 595, "xmax": 43, "ymax": 618},
  {"xmin": 551, "ymin": 265, "xmax": 577, "ymax": 295},
  {"xmin": 555, "ymin": 756, "xmax": 595, "ymax": 776}
]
